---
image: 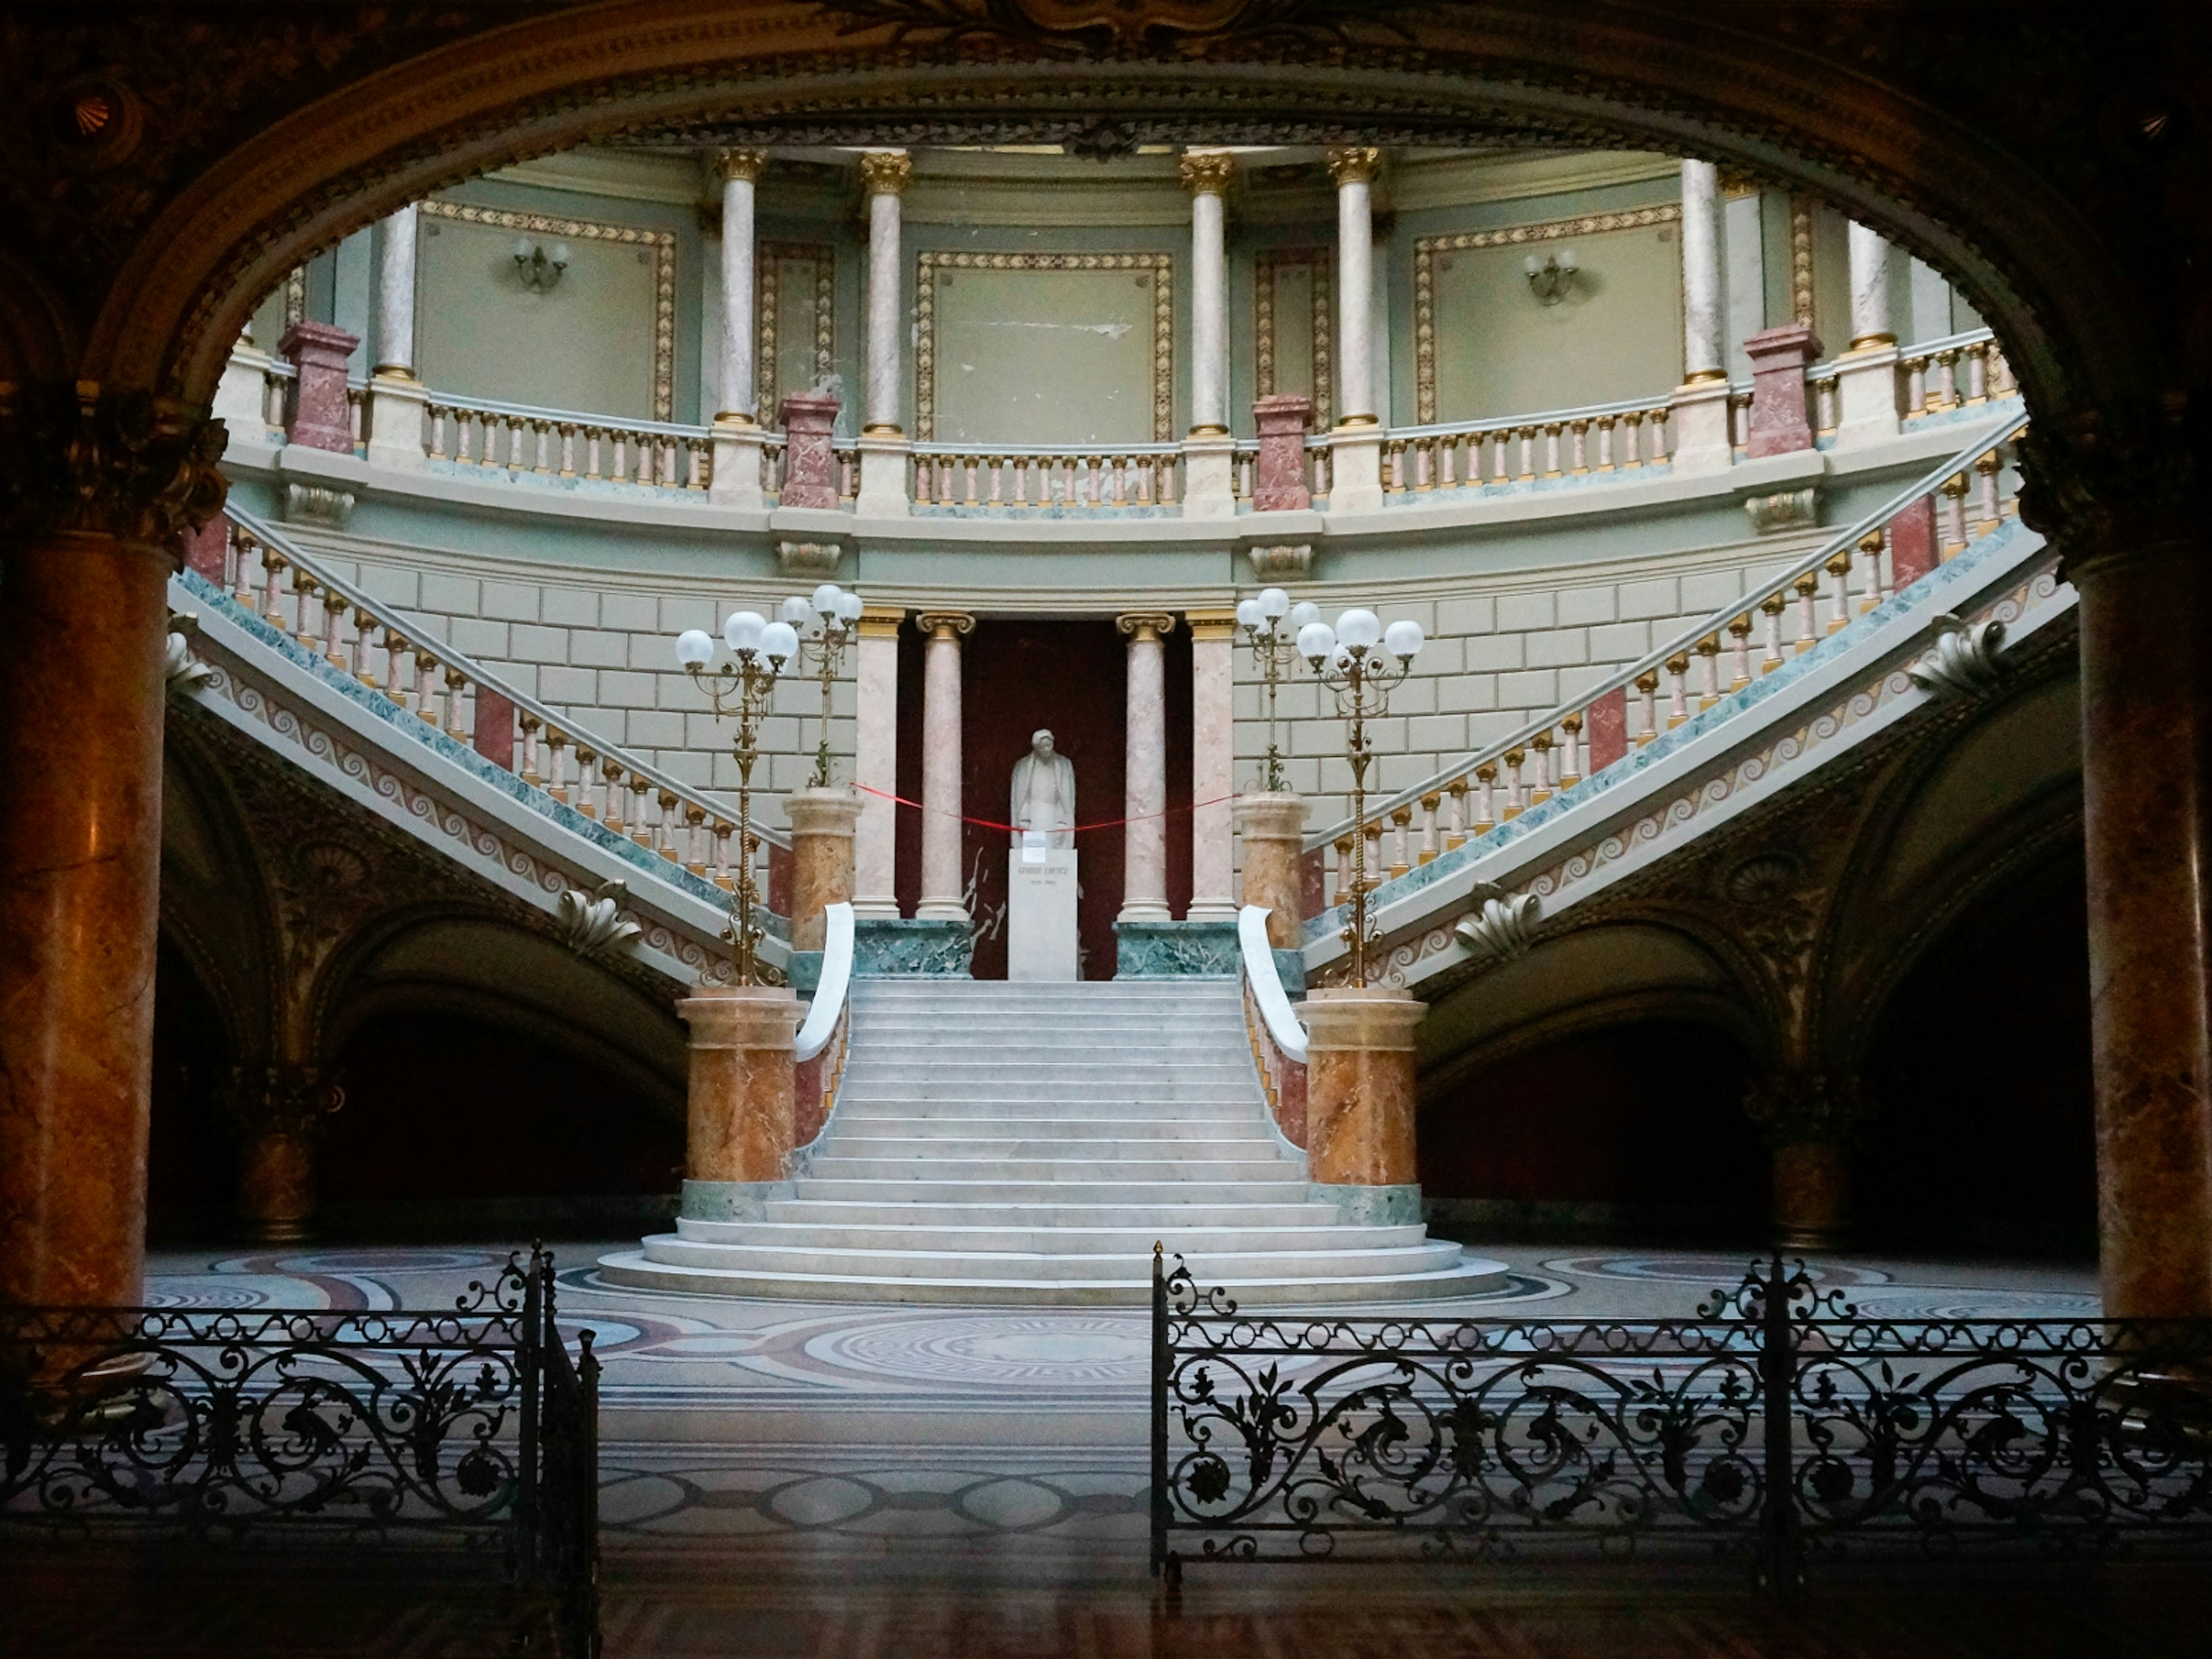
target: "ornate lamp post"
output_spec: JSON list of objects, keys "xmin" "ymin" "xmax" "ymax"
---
[
  {"xmin": 779, "ymin": 582, "xmax": 863, "ymax": 789},
  {"xmin": 676, "ymin": 608, "xmax": 800, "ymax": 984},
  {"xmin": 1298, "ymin": 606, "xmax": 1426, "ymax": 987},
  {"xmin": 1234, "ymin": 585, "xmax": 1321, "ymax": 791}
]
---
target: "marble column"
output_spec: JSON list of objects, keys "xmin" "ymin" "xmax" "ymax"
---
[
  {"xmin": 2070, "ymin": 522, "xmax": 2212, "ymax": 1317},
  {"xmin": 1187, "ymin": 609, "xmax": 1237, "ymax": 921},
  {"xmin": 1743, "ymin": 1069, "xmax": 1865, "ymax": 1252},
  {"xmin": 915, "ymin": 612, "xmax": 974, "ymax": 921},
  {"xmin": 677, "ymin": 984, "xmax": 802, "ymax": 1221},
  {"xmin": 1327, "ymin": 147, "xmax": 1385, "ymax": 511},
  {"xmin": 366, "ymin": 206, "xmax": 426, "ymax": 470},
  {"xmin": 1180, "ymin": 151, "xmax": 1237, "ymax": 519},
  {"xmin": 783, "ymin": 787, "xmax": 859, "ymax": 952},
  {"xmin": 851, "ymin": 604, "xmax": 906, "ymax": 918},
  {"xmin": 1302, "ymin": 988, "xmax": 1425, "ymax": 1224},
  {"xmin": 1118, "ymin": 613, "xmax": 1176, "ymax": 925},
  {"xmin": 1235, "ymin": 792, "xmax": 1309, "ymax": 948},
  {"xmin": 1834, "ymin": 221, "xmax": 1903, "ymax": 446},
  {"xmin": 855, "ymin": 150, "xmax": 914, "ymax": 516},
  {"xmin": 1670, "ymin": 159, "xmax": 1732, "ymax": 476},
  {"xmin": 0, "ymin": 390, "xmax": 224, "ymax": 1310},
  {"xmin": 708, "ymin": 149, "xmax": 769, "ymax": 507}
]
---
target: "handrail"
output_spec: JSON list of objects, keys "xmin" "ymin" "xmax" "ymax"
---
[
  {"xmin": 221, "ymin": 503, "xmax": 790, "ymax": 850},
  {"xmin": 794, "ymin": 903, "xmax": 855, "ymax": 1063},
  {"xmin": 1240, "ymin": 905, "xmax": 1308, "ymax": 1063},
  {"xmin": 419, "ymin": 388, "xmax": 718, "ymax": 442},
  {"xmin": 1308, "ymin": 407, "xmax": 2031, "ymax": 850},
  {"xmin": 908, "ymin": 437, "xmax": 1183, "ymax": 457},
  {"xmin": 1381, "ymin": 392, "xmax": 1678, "ymax": 443}
]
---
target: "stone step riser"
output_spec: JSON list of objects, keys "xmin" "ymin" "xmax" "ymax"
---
[
  {"xmin": 831, "ymin": 1118, "xmax": 1272, "ymax": 1139},
  {"xmin": 796, "ymin": 1179, "xmax": 1313, "ymax": 1204},
  {"xmin": 805, "ymin": 1158, "xmax": 1301, "ymax": 1183},
  {"xmin": 637, "ymin": 1236, "xmax": 1467, "ymax": 1282},
  {"xmin": 762, "ymin": 1202, "xmax": 1343, "ymax": 1227},
  {"xmin": 673, "ymin": 1219, "xmax": 1429, "ymax": 1253},
  {"xmin": 815, "ymin": 1139, "xmax": 1287, "ymax": 1162}
]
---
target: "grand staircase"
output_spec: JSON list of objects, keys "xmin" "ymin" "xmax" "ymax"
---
[{"xmin": 597, "ymin": 979, "xmax": 1508, "ymax": 1305}]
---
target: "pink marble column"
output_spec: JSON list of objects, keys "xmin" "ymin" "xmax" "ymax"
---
[
  {"xmin": 278, "ymin": 320, "xmax": 360, "ymax": 453},
  {"xmin": 1251, "ymin": 393, "xmax": 1314, "ymax": 511},
  {"xmin": 1118, "ymin": 613, "xmax": 1176, "ymax": 923},
  {"xmin": 1743, "ymin": 324, "xmax": 1821, "ymax": 457},
  {"xmin": 851, "ymin": 605, "xmax": 905, "ymax": 918},
  {"xmin": 777, "ymin": 389, "xmax": 841, "ymax": 509},
  {"xmin": 915, "ymin": 612, "xmax": 974, "ymax": 921},
  {"xmin": 1303, "ymin": 987, "xmax": 1425, "ymax": 1222},
  {"xmin": 1187, "ymin": 609, "xmax": 1237, "ymax": 921}
]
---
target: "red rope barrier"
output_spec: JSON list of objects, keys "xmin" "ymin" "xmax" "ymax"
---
[{"xmin": 853, "ymin": 782, "xmax": 1238, "ymax": 836}]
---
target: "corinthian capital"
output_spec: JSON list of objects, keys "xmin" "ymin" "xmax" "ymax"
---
[
  {"xmin": 714, "ymin": 147, "xmax": 770, "ymax": 184},
  {"xmin": 2016, "ymin": 403, "xmax": 2201, "ymax": 575},
  {"xmin": 1178, "ymin": 150, "xmax": 1236, "ymax": 196},
  {"xmin": 859, "ymin": 150, "xmax": 913, "ymax": 197},
  {"xmin": 0, "ymin": 381, "xmax": 228, "ymax": 553},
  {"xmin": 1325, "ymin": 146, "xmax": 1381, "ymax": 187}
]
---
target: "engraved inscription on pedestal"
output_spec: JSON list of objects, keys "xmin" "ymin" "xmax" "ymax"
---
[{"xmin": 1007, "ymin": 730, "xmax": 1080, "ymax": 980}]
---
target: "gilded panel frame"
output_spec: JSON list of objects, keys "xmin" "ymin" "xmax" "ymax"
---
[
  {"xmin": 756, "ymin": 240, "xmax": 838, "ymax": 418},
  {"xmin": 1255, "ymin": 245, "xmax": 1334, "ymax": 430}
]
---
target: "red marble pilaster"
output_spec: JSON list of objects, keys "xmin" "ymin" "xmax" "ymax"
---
[
  {"xmin": 472, "ymin": 686, "xmax": 516, "ymax": 768},
  {"xmin": 1252, "ymin": 393, "xmax": 1314, "ymax": 510},
  {"xmin": 278, "ymin": 320, "xmax": 361, "ymax": 454},
  {"xmin": 1584, "ymin": 684, "xmax": 1628, "ymax": 773},
  {"xmin": 0, "ymin": 531, "xmax": 173, "ymax": 1308},
  {"xmin": 1887, "ymin": 495, "xmax": 1940, "ymax": 589},
  {"xmin": 1743, "ymin": 324, "xmax": 1821, "ymax": 457},
  {"xmin": 777, "ymin": 391, "xmax": 841, "ymax": 509},
  {"xmin": 184, "ymin": 516, "xmax": 228, "ymax": 581}
]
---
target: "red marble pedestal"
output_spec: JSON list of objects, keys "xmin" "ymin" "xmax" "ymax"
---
[
  {"xmin": 278, "ymin": 320, "xmax": 361, "ymax": 454},
  {"xmin": 1742, "ymin": 324, "xmax": 1821, "ymax": 457},
  {"xmin": 1251, "ymin": 393, "xmax": 1314, "ymax": 511},
  {"xmin": 777, "ymin": 391, "xmax": 842, "ymax": 510},
  {"xmin": 0, "ymin": 531, "xmax": 173, "ymax": 1309}
]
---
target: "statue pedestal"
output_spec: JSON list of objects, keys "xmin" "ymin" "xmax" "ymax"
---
[{"xmin": 1008, "ymin": 849, "xmax": 1079, "ymax": 981}]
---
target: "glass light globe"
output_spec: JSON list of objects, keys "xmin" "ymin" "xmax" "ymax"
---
[
  {"xmin": 760, "ymin": 619, "xmax": 800, "ymax": 664},
  {"xmin": 1289, "ymin": 600, "xmax": 1321, "ymax": 628},
  {"xmin": 812, "ymin": 582, "xmax": 843, "ymax": 618},
  {"xmin": 675, "ymin": 629, "xmax": 715, "ymax": 668},
  {"xmin": 1296, "ymin": 620, "xmax": 1336, "ymax": 664},
  {"xmin": 1236, "ymin": 598, "xmax": 1263, "ymax": 630},
  {"xmin": 1336, "ymin": 608, "xmax": 1382, "ymax": 650},
  {"xmin": 1383, "ymin": 618, "xmax": 1426, "ymax": 660},
  {"xmin": 836, "ymin": 590, "xmax": 865, "ymax": 622},
  {"xmin": 1258, "ymin": 587, "xmax": 1290, "ymax": 621},
  {"xmin": 724, "ymin": 610, "xmax": 767, "ymax": 654},
  {"xmin": 781, "ymin": 595, "xmax": 812, "ymax": 626}
]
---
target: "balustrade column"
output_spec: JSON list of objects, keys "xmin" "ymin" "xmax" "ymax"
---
[
  {"xmin": 1326, "ymin": 147, "xmax": 1386, "ymax": 512},
  {"xmin": 1187, "ymin": 609, "xmax": 1237, "ymax": 922},
  {"xmin": 851, "ymin": 604, "xmax": 906, "ymax": 919},
  {"xmin": 366, "ymin": 207, "xmax": 427, "ymax": 471},
  {"xmin": 914, "ymin": 612, "xmax": 974, "ymax": 921},
  {"xmin": 1671, "ymin": 160, "xmax": 1733, "ymax": 475},
  {"xmin": 1117, "ymin": 614, "xmax": 1177, "ymax": 931},
  {"xmin": 1834, "ymin": 222, "xmax": 1904, "ymax": 448},
  {"xmin": 0, "ymin": 388, "xmax": 225, "ymax": 1311},
  {"xmin": 855, "ymin": 150, "xmax": 913, "ymax": 518},
  {"xmin": 1180, "ymin": 151, "xmax": 1237, "ymax": 520},
  {"xmin": 709, "ymin": 148, "xmax": 769, "ymax": 509}
]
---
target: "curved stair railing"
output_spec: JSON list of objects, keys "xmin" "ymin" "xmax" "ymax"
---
[{"xmin": 1307, "ymin": 408, "xmax": 2032, "ymax": 887}]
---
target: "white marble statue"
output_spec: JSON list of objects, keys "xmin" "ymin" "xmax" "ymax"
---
[{"xmin": 1009, "ymin": 729, "xmax": 1076, "ymax": 849}]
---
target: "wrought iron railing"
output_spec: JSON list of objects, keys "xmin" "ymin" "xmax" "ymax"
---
[
  {"xmin": 1, "ymin": 1249, "xmax": 599, "ymax": 1653},
  {"xmin": 1152, "ymin": 1251, "xmax": 2212, "ymax": 1586}
]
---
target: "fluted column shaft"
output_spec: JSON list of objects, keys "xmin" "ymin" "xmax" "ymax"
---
[
  {"xmin": 715, "ymin": 149, "xmax": 767, "ymax": 422},
  {"xmin": 915, "ymin": 612, "xmax": 972, "ymax": 919},
  {"xmin": 1329, "ymin": 148, "xmax": 1380, "ymax": 425},
  {"xmin": 1679, "ymin": 160, "xmax": 1725, "ymax": 382},
  {"xmin": 373, "ymin": 206, "xmax": 418, "ymax": 377},
  {"xmin": 1118, "ymin": 613, "xmax": 1175, "ymax": 923},
  {"xmin": 1187, "ymin": 609, "xmax": 1237, "ymax": 921},
  {"xmin": 851, "ymin": 605, "xmax": 905, "ymax": 918},
  {"xmin": 861, "ymin": 151, "xmax": 911, "ymax": 435}
]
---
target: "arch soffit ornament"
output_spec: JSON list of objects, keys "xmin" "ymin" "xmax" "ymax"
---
[{"xmin": 46, "ymin": 1, "xmax": 2153, "ymax": 433}]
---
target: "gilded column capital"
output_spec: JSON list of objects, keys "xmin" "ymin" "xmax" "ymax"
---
[
  {"xmin": 856, "ymin": 602, "xmax": 907, "ymax": 641},
  {"xmin": 1117, "ymin": 611, "xmax": 1179, "ymax": 642},
  {"xmin": 1185, "ymin": 607, "xmax": 1238, "ymax": 642},
  {"xmin": 714, "ymin": 146, "xmax": 770, "ymax": 184},
  {"xmin": 0, "ymin": 381, "xmax": 228, "ymax": 554},
  {"xmin": 859, "ymin": 150, "xmax": 914, "ymax": 197},
  {"xmin": 915, "ymin": 610, "xmax": 975, "ymax": 639},
  {"xmin": 2016, "ymin": 406, "xmax": 2201, "ymax": 577},
  {"xmin": 1178, "ymin": 150, "xmax": 1236, "ymax": 196},
  {"xmin": 1325, "ymin": 146, "xmax": 1381, "ymax": 188}
]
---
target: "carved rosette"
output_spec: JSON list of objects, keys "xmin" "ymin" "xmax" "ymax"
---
[{"xmin": 0, "ymin": 381, "xmax": 227, "ymax": 554}]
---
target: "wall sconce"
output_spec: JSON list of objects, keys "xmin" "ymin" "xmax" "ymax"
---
[
  {"xmin": 512, "ymin": 237, "xmax": 571, "ymax": 293},
  {"xmin": 1523, "ymin": 247, "xmax": 1581, "ymax": 305}
]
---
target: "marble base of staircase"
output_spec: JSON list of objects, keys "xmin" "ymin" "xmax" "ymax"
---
[{"xmin": 600, "ymin": 979, "xmax": 1508, "ymax": 1306}]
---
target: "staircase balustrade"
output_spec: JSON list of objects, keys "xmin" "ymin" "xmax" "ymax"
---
[
  {"xmin": 418, "ymin": 392, "xmax": 717, "ymax": 491},
  {"xmin": 1305, "ymin": 409, "xmax": 2031, "ymax": 893},
  {"xmin": 908, "ymin": 442, "xmax": 1184, "ymax": 510},
  {"xmin": 1900, "ymin": 328, "xmax": 2012, "ymax": 421}
]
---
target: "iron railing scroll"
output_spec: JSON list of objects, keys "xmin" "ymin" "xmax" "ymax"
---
[
  {"xmin": 1151, "ymin": 1252, "xmax": 2212, "ymax": 1588},
  {"xmin": 1, "ymin": 1247, "xmax": 600, "ymax": 1656}
]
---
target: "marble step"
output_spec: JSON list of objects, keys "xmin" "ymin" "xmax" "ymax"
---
[
  {"xmin": 673, "ymin": 1216, "xmax": 1431, "ymax": 1254},
  {"xmin": 813, "ymin": 1135, "xmax": 1293, "ymax": 1162},
  {"xmin": 804, "ymin": 1155, "xmax": 1300, "ymax": 1182},
  {"xmin": 794, "ymin": 1177, "xmax": 1309, "ymax": 1204},
  {"xmin": 846, "ymin": 1030, "xmax": 1248, "ymax": 1048},
  {"xmin": 834, "ymin": 1088, "xmax": 1263, "ymax": 1108},
  {"xmin": 762, "ymin": 1199, "xmax": 1344, "ymax": 1228},
  {"xmin": 631, "ymin": 1233, "xmax": 1467, "ymax": 1283},
  {"xmin": 593, "ymin": 1250, "xmax": 1511, "ymax": 1307},
  {"xmin": 830, "ymin": 1112, "xmax": 1274, "ymax": 1138}
]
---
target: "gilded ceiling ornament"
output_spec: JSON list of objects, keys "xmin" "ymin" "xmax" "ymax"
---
[
  {"xmin": 1324, "ymin": 146, "xmax": 1379, "ymax": 187},
  {"xmin": 823, "ymin": 0, "xmax": 1406, "ymax": 50},
  {"xmin": 859, "ymin": 150, "xmax": 914, "ymax": 196},
  {"xmin": 1179, "ymin": 150, "xmax": 1236, "ymax": 195}
]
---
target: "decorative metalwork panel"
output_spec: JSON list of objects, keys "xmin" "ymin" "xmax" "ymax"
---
[{"xmin": 1152, "ymin": 1254, "xmax": 2212, "ymax": 1583}]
